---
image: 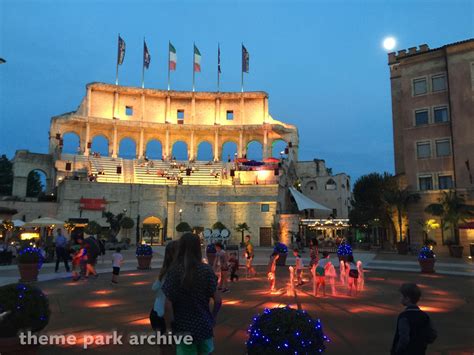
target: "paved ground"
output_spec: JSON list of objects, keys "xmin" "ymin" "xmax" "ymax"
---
[{"xmin": 14, "ymin": 261, "xmax": 474, "ymax": 355}]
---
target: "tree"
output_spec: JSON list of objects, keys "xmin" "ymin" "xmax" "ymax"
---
[
  {"xmin": 212, "ymin": 221, "xmax": 226, "ymax": 230},
  {"xmin": 84, "ymin": 221, "xmax": 102, "ymax": 235},
  {"xmin": 0, "ymin": 155, "xmax": 13, "ymax": 196},
  {"xmin": 26, "ymin": 171, "xmax": 44, "ymax": 197},
  {"xmin": 383, "ymin": 187, "xmax": 420, "ymax": 244},
  {"xmin": 103, "ymin": 211, "xmax": 126, "ymax": 240},
  {"xmin": 425, "ymin": 191, "xmax": 474, "ymax": 245},
  {"xmin": 120, "ymin": 217, "xmax": 135, "ymax": 230},
  {"xmin": 176, "ymin": 222, "xmax": 192, "ymax": 233},
  {"xmin": 235, "ymin": 222, "xmax": 250, "ymax": 246}
]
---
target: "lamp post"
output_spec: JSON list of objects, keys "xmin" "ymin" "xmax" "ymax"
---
[{"xmin": 179, "ymin": 209, "xmax": 183, "ymax": 222}]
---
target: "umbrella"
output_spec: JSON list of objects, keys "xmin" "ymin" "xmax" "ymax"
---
[
  {"xmin": 243, "ymin": 160, "xmax": 264, "ymax": 166},
  {"xmin": 24, "ymin": 217, "xmax": 66, "ymax": 227},
  {"xmin": 263, "ymin": 157, "xmax": 280, "ymax": 163},
  {"xmin": 0, "ymin": 219, "xmax": 25, "ymax": 227},
  {"xmin": 235, "ymin": 158, "xmax": 249, "ymax": 163}
]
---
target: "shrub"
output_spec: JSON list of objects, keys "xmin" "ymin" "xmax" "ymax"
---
[
  {"xmin": 337, "ymin": 243, "xmax": 353, "ymax": 257},
  {"xmin": 212, "ymin": 221, "xmax": 226, "ymax": 230},
  {"xmin": 273, "ymin": 242, "xmax": 288, "ymax": 254},
  {"xmin": 136, "ymin": 244, "xmax": 153, "ymax": 256},
  {"xmin": 176, "ymin": 222, "xmax": 192, "ymax": 233},
  {"xmin": 84, "ymin": 221, "xmax": 102, "ymax": 235},
  {"xmin": 246, "ymin": 306, "xmax": 328, "ymax": 354},
  {"xmin": 17, "ymin": 247, "xmax": 43, "ymax": 269},
  {"xmin": 418, "ymin": 246, "xmax": 435, "ymax": 260},
  {"xmin": 0, "ymin": 283, "xmax": 50, "ymax": 337}
]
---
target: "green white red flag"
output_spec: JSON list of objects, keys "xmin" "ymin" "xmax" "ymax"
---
[
  {"xmin": 169, "ymin": 42, "xmax": 177, "ymax": 71},
  {"xmin": 194, "ymin": 44, "xmax": 201, "ymax": 72}
]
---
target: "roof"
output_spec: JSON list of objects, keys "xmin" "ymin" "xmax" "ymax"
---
[{"xmin": 288, "ymin": 187, "xmax": 332, "ymax": 212}]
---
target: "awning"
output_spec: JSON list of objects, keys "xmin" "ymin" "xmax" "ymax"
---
[
  {"xmin": 24, "ymin": 217, "xmax": 66, "ymax": 227},
  {"xmin": 289, "ymin": 187, "xmax": 332, "ymax": 211}
]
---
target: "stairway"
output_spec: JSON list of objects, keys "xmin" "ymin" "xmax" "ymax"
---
[{"xmin": 122, "ymin": 159, "xmax": 135, "ymax": 183}]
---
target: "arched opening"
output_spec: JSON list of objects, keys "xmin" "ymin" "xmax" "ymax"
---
[
  {"xmin": 222, "ymin": 141, "xmax": 237, "ymax": 162},
  {"xmin": 197, "ymin": 141, "xmax": 213, "ymax": 161},
  {"xmin": 325, "ymin": 178, "xmax": 337, "ymax": 190},
  {"xmin": 246, "ymin": 141, "xmax": 263, "ymax": 161},
  {"xmin": 146, "ymin": 139, "xmax": 163, "ymax": 160},
  {"xmin": 142, "ymin": 216, "xmax": 163, "ymax": 245},
  {"xmin": 62, "ymin": 132, "xmax": 80, "ymax": 155},
  {"xmin": 171, "ymin": 141, "xmax": 188, "ymax": 161},
  {"xmin": 119, "ymin": 137, "xmax": 137, "ymax": 159},
  {"xmin": 91, "ymin": 135, "xmax": 109, "ymax": 157},
  {"xmin": 26, "ymin": 169, "xmax": 47, "ymax": 198},
  {"xmin": 272, "ymin": 139, "xmax": 287, "ymax": 158},
  {"xmin": 305, "ymin": 180, "xmax": 317, "ymax": 194}
]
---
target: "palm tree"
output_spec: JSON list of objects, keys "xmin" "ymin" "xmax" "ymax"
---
[
  {"xmin": 425, "ymin": 191, "xmax": 474, "ymax": 245},
  {"xmin": 384, "ymin": 187, "xmax": 420, "ymax": 244},
  {"xmin": 235, "ymin": 223, "xmax": 250, "ymax": 246}
]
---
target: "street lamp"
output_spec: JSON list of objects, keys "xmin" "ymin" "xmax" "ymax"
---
[{"xmin": 179, "ymin": 209, "xmax": 183, "ymax": 222}]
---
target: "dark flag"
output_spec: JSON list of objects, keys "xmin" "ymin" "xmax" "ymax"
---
[
  {"xmin": 117, "ymin": 35, "xmax": 126, "ymax": 65},
  {"xmin": 218, "ymin": 44, "xmax": 221, "ymax": 74},
  {"xmin": 143, "ymin": 40, "xmax": 151, "ymax": 69},
  {"xmin": 242, "ymin": 45, "xmax": 249, "ymax": 73}
]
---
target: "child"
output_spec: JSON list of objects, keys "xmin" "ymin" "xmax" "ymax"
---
[
  {"xmin": 315, "ymin": 251, "xmax": 331, "ymax": 296},
  {"xmin": 228, "ymin": 252, "xmax": 239, "ymax": 282},
  {"xmin": 391, "ymin": 283, "xmax": 437, "ymax": 355},
  {"xmin": 267, "ymin": 251, "xmax": 280, "ymax": 292},
  {"xmin": 293, "ymin": 249, "xmax": 304, "ymax": 286},
  {"xmin": 345, "ymin": 255, "xmax": 359, "ymax": 296},
  {"xmin": 214, "ymin": 242, "xmax": 229, "ymax": 293},
  {"xmin": 111, "ymin": 247, "xmax": 123, "ymax": 284},
  {"xmin": 70, "ymin": 245, "xmax": 82, "ymax": 281}
]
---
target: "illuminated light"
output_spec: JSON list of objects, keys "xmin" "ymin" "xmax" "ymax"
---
[
  {"xmin": 131, "ymin": 281, "xmax": 149, "ymax": 286},
  {"xmin": 93, "ymin": 290, "xmax": 113, "ymax": 295},
  {"xmin": 20, "ymin": 232, "xmax": 40, "ymax": 240},
  {"xmin": 223, "ymin": 300, "xmax": 242, "ymax": 305},
  {"xmin": 367, "ymin": 277, "xmax": 385, "ymax": 281},
  {"xmin": 349, "ymin": 306, "xmax": 397, "ymax": 315},
  {"xmin": 129, "ymin": 318, "xmax": 150, "ymax": 325},
  {"xmin": 419, "ymin": 306, "xmax": 449, "ymax": 313},
  {"xmin": 123, "ymin": 272, "xmax": 141, "ymax": 277},
  {"xmin": 63, "ymin": 282, "xmax": 82, "ymax": 286},
  {"xmin": 84, "ymin": 299, "xmax": 122, "ymax": 308}
]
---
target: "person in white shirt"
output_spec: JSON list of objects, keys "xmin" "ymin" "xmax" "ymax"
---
[{"xmin": 111, "ymin": 247, "xmax": 123, "ymax": 284}]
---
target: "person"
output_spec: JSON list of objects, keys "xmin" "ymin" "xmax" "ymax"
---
[
  {"xmin": 70, "ymin": 244, "xmax": 83, "ymax": 281},
  {"xmin": 293, "ymin": 249, "xmax": 304, "ymax": 286},
  {"xmin": 213, "ymin": 242, "xmax": 229, "ymax": 293},
  {"xmin": 111, "ymin": 247, "xmax": 123, "ymax": 284},
  {"xmin": 84, "ymin": 234, "xmax": 100, "ymax": 278},
  {"xmin": 267, "ymin": 251, "xmax": 279, "ymax": 292},
  {"xmin": 309, "ymin": 238, "xmax": 319, "ymax": 269},
  {"xmin": 228, "ymin": 252, "xmax": 239, "ymax": 282},
  {"xmin": 357, "ymin": 260, "xmax": 365, "ymax": 291},
  {"xmin": 391, "ymin": 283, "xmax": 437, "ymax": 355},
  {"xmin": 345, "ymin": 255, "xmax": 359, "ymax": 296},
  {"xmin": 163, "ymin": 233, "xmax": 222, "ymax": 355},
  {"xmin": 54, "ymin": 228, "xmax": 70, "ymax": 273},
  {"xmin": 244, "ymin": 235, "xmax": 256, "ymax": 278},
  {"xmin": 315, "ymin": 251, "xmax": 331, "ymax": 296}
]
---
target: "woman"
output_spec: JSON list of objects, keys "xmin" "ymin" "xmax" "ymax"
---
[{"xmin": 163, "ymin": 233, "xmax": 222, "ymax": 354}]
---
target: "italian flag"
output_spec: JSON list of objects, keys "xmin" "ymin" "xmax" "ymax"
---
[
  {"xmin": 194, "ymin": 45, "xmax": 201, "ymax": 72},
  {"xmin": 169, "ymin": 42, "xmax": 177, "ymax": 71}
]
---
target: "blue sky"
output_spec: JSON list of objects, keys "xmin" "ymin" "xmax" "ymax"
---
[{"xmin": 0, "ymin": 0, "xmax": 472, "ymax": 180}]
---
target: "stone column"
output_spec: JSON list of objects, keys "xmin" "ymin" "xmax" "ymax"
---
[
  {"xmin": 166, "ymin": 96, "xmax": 171, "ymax": 123},
  {"xmin": 263, "ymin": 128, "xmax": 268, "ymax": 159},
  {"xmin": 165, "ymin": 129, "xmax": 170, "ymax": 159},
  {"xmin": 141, "ymin": 93, "xmax": 145, "ymax": 121},
  {"xmin": 263, "ymin": 97, "xmax": 269, "ymax": 124},
  {"xmin": 190, "ymin": 131, "xmax": 195, "ymax": 160},
  {"xmin": 113, "ymin": 91, "xmax": 119, "ymax": 118},
  {"xmin": 213, "ymin": 129, "xmax": 219, "ymax": 161},
  {"xmin": 138, "ymin": 128, "xmax": 144, "ymax": 159},
  {"xmin": 239, "ymin": 130, "xmax": 244, "ymax": 158},
  {"xmin": 87, "ymin": 87, "xmax": 92, "ymax": 116},
  {"xmin": 240, "ymin": 97, "xmax": 245, "ymax": 124},
  {"xmin": 112, "ymin": 125, "xmax": 118, "ymax": 158},
  {"xmin": 215, "ymin": 98, "xmax": 220, "ymax": 125},
  {"xmin": 84, "ymin": 122, "xmax": 91, "ymax": 156},
  {"xmin": 191, "ymin": 95, "xmax": 196, "ymax": 124}
]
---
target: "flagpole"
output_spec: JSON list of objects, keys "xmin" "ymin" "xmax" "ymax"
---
[
  {"xmin": 168, "ymin": 41, "xmax": 171, "ymax": 91},
  {"xmin": 241, "ymin": 42, "xmax": 244, "ymax": 93},
  {"xmin": 192, "ymin": 42, "xmax": 195, "ymax": 92},
  {"xmin": 217, "ymin": 43, "xmax": 220, "ymax": 92},
  {"xmin": 142, "ymin": 37, "xmax": 145, "ymax": 89},
  {"xmin": 115, "ymin": 34, "xmax": 120, "ymax": 86}
]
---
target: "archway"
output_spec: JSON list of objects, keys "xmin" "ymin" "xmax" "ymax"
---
[
  {"xmin": 142, "ymin": 216, "xmax": 163, "ymax": 245},
  {"xmin": 62, "ymin": 132, "xmax": 80, "ymax": 155},
  {"xmin": 325, "ymin": 178, "xmax": 337, "ymax": 190},
  {"xmin": 197, "ymin": 141, "xmax": 213, "ymax": 161},
  {"xmin": 26, "ymin": 169, "xmax": 47, "ymax": 198},
  {"xmin": 246, "ymin": 141, "xmax": 263, "ymax": 161},
  {"xmin": 272, "ymin": 139, "xmax": 287, "ymax": 158},
  {"xmin": 222, "ymin": 141, "xmax": 237, "ymax": 162},
  {"xmin": 119, "ymin": 137, "xmax": 137, "ymax": 159},
  {"xmin": 146, "ymin": 139, "xmax": 163, "ymax": 160},
  {"xmin": 91, "ymin": 135, "xmax": 109, "ymax": 157},
  {"xmin": 171, "ymin": 141, "xmax": 188, "ymax": 161}
]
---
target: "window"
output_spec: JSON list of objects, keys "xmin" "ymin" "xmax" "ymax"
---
[
  {"xmin": 415, "ymin": 110, "xmax": 429, "ymax": 126},
  {"xmin": 261, "ymin": 204, "xmax": 270, "ymax": 212},
  {"xmin": 416, "ymin": 141, "xmax": 431, "ymax": 159},
  {"xmin": 438, "ymin": 175, "xmax": 453, "ymax": 189},
  {"xmin": 226, "ymin": 110, "xmax": 234, "ymax": 120},
  {"xmin": 432, "ymin": 74, "xmax": 447, "ymax": 92},
  {"xmin": 433, "ymin": 107, "xmax": 449, "ymax": 123},
  {"xmin": 436, "ymin": 139, "xmax": 451, "ymax": 157},
  {"xmin": 419, "ymin": 176, "xmax": 433, "ymax": 191},
  {"xmin": 125, "ymin": 106, "xmax": 133, "ymax": 116},
  {"xmin": 177, "ymin": 110, "xmax": 184, "ymax": 124},
  {"xmin": 413, "ymin": 78, "xmax": 427, "ymax": 96},
  {"xmin": 332, "ymin": 208, "xmax": 338, "ymax": 218},
  {"xmin": 194, "ymin": 204, "xmax": 202, "ymax": 213},
  {"xmin": 325, "ymin": 179, "xmax": 337, "ymax": 190}
]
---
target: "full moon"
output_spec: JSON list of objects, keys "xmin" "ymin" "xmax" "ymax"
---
[{"xmin": 383, "ymin": 37, "xmax": 396, "ymax": 51}]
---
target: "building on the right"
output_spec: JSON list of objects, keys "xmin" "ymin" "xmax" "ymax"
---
[{"xmin": 388, "ymin": 38, "xmax": 474, "ymax": 254}]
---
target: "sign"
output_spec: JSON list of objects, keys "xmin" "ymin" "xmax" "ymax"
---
[{"xmin": 79, "ymin": 198, "xmax": 107, "ymax": 211}]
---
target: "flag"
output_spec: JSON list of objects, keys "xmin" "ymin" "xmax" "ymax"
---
[
  {"xmin": 218, "ymin": 44, "xmax": 221, "ymax": 74},
  {"xmin": 143, "ymin": 40, "xmax": 151, "ymax": 69},
  {"xmin": 169, "ymin": 42, "xmax": 177, "ymax": 71},
  {"xmin": 242, "ymin": 44, "xmax": 249, "ymax": 73},
  {"xmin": 194, "ymin": 44, "xmax": 201, "ymax": 72},
  {"xmin": 117, "ymin": 35, "xmax": 126, "ymax": 65}
]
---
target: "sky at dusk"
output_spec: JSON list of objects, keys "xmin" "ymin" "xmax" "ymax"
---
[{"xmin": 0, "ymin": 0, "xmax": 473, "ymax": 181}]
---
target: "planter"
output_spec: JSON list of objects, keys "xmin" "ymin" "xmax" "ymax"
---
[
  {"xmin": 396, "ymin": 242, "xmax": 408, "ymax": 255},
  {"xmin": 206, "ymin": 252, "xmax": 216, "ymax": 266},
  {"xmin": 449, "ymin": 245, "xmax": 464, "ymax": 258},
  {"xmin": 136, "ymin": 255, "xmax": 152, "ymax": 270},
  {"xmin": 18, "ymin": 263, "xmax": 39, "ymax": 282},
  {"xmin": 276, "ymin": 253, "xmax": 287, "ymax": 266},
  {"xmin": 419, "ymin": 259, "xmax": 436, "ymax": 273},
  {"xmin": 0, "ymin": 337, "xmax": 38, "ymax": 355}
]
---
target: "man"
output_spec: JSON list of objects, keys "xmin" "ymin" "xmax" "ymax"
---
[
  {"xmin": 391, "ymin": 283, "xmax": 437, "ymax": 355},
  {"xmin": 84, "ymin": 234, "xmax": 100, "ymax": 278},
  {"xmin": 54, "ymin": 228, "xmax": 70, "ymax": 272}
]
